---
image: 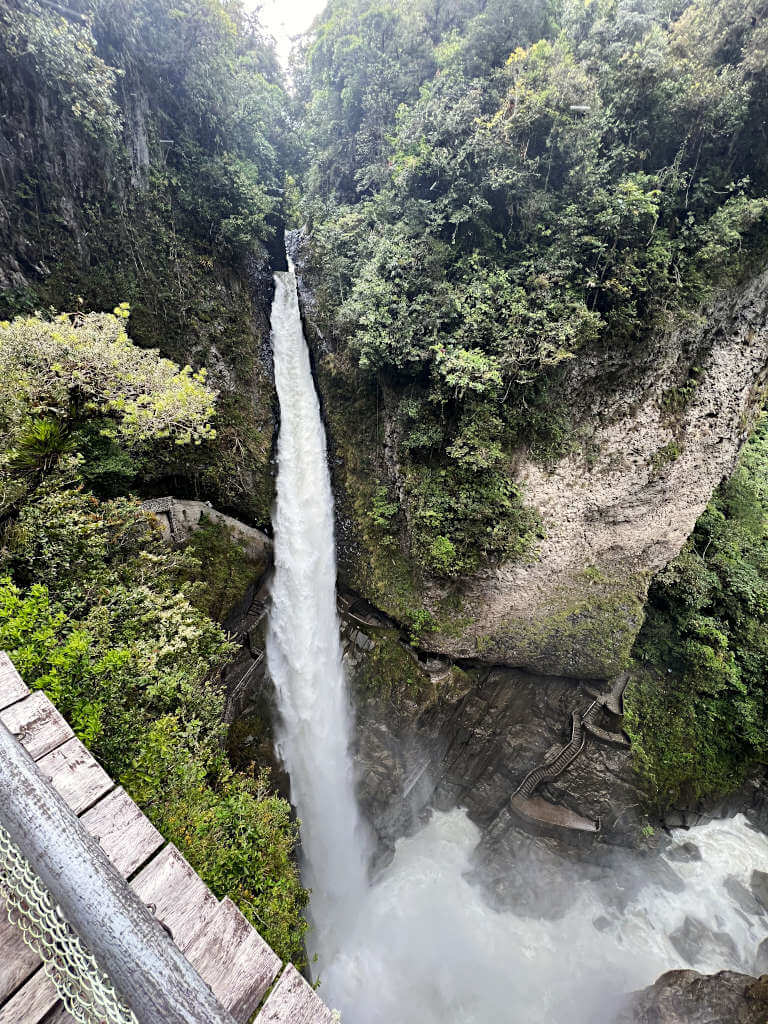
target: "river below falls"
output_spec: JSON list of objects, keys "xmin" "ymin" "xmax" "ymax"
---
[{"xmin": 317, "ymin": 809, "xmax": 768, "ymax": 1024}]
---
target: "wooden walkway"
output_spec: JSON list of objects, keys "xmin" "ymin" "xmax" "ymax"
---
[{"xmin": 0, "ymin": 653, "xmax": 333, "ymax": 1024}]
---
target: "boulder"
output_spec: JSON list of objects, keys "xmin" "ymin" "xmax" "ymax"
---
[{"xmin": 617, "ymin": 969, "xmax": 768, "ymax": 1024}]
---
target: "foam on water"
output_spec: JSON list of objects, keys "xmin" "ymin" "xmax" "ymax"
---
[{"xmin": 321, "ymin": 809, "xmax": 768, "ymax": 1024}]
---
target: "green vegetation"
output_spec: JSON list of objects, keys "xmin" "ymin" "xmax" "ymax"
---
[
  {"xmin": 0, "ymin": 309, "xmax": 216, "ymax": 447},
  {"xmin": 650, "ymin": 440, "xmax": 682, "ymax": 476},
  {"xmin": 0, "ymin": 0, "xmax": 293, "ymax": 522},
  {"xmin": 0, "ymin": 315, "xmax": 308, "ymax": 964},
  {"xmin": 478, "ymin": 573, "xmax": 647, "ymax": 676},
  {"xmin": 298, "ymin": 0, "xmax": 768, "ymax": 577},
  {"xmin": 0, "ymin": 309, "xmax": 218, "ymax": 517},
  {"xmin": 357, "ymin": 629, "xmax": 432, "ymax": 701},
  {"xmin": 182, "ymin": 517, "xmax": 266, "ymax": 622},
  {"xmin": 626, "ymin": 415, "xmax": 768, "ymax": 813}
]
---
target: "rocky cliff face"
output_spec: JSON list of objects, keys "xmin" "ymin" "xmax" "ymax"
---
[
  {"xmin": 0, "ymin": 12, "xmax": 279, "ymax": 526},
  {"xmin": 439, "ymin": 268, "xmax": 768, "ymax": 676},
  {"xmin": 331, "ymin": 602, "xmax": 646, "ymax": 855},
  {"xmin": 296, "ymin": 239, "xmax": 768, "ymax": 678},
  {"xmin": 340, "ymin": 607, "xmax": 768, "ymax": 874}
]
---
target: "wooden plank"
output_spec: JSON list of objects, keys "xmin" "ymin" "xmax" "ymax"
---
[
  {"xmin": 0, "ymin": 967, "xmax": 58, "ymax": 1024},
  {"xmin": 0, "ymin": 900, "xmax": 41, "ymax": 1005},
  {"xmin": 36, "ymin": 737, "xmax": 113, "ymax": 816},
  {"xmin": 0, "ymin": 693, "xmax": 72, "ymax": 761},
  {"xmin": 184, "ymin": 898, "xmax": 281, "ymax": 1022},
  {"xmin": 81, "ymin": 788, "xmax": 164, "ymax": 878},
  {"xmin": 255, "ymin": 966, "xmax": 335, "ymax": 1024},
  {"xmin": 131, "ymin": 844, "xmax": 219, "ymax": 952},
  {"xmin": 0, "ymin": 655, "xmax": 28, "ymax": 711},
  {"xmin": 41, "ymin": 1008, "xmax": 74, "ymax": 1023}
]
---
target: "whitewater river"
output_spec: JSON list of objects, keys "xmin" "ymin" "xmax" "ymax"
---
[
  {"xmin": 265, "ymin": 262, "xmax": 768, "ymax": 1023},
  {"xmin": 319, "ymin": 810, "xmax": 768, "ymax": 1023}
]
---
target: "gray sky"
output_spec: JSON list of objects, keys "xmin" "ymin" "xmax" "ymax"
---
[{"xmin": 254, "ymin": 0, "xmax": 329, "ymax": 65}]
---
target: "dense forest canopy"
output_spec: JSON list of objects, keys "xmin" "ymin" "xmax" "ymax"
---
[{"xmin": 298, "ymin": 0, "xmax": 768, "ymax": 576}]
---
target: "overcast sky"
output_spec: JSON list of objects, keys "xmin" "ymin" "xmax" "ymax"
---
[{"xmin": 254, "ymin": 0, "xmax": 328, "ymax": 65}]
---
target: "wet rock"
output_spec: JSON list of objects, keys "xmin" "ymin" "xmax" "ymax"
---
[
  {"xmin": 750, "ymin": 869, "xmax": 768, "ymax": 911},
  {"xmin": 617, "ymin": 969, "xmax": 768, "ymax": 1023},
  {"xmin": 669, "ymin": 915, "xmax": 739, "ymax": 967},
  {"xmin": 348, "ymin": 649, "xmax": 647, "ymax": 854},
  {"xmin": 468, "ymin": 828, "xmax": 599, "ymax": 920},
  {"xmin": 352, "ymin": 629, "xmax": 376, "ymax": 652},
  {"xmin": 666, "ymin": 840, "xmax": 702, "ymax": 863},
  {"xmin": 754, "ymin": 937, "xmax": 768, "ymax": 975},
  {"xmin": 645, "ymin": 859, "xmax": 686, "ymax": 896},
  {"xmin": 725, "ymin": 875, "xmax": 765, "ymax": 918}
]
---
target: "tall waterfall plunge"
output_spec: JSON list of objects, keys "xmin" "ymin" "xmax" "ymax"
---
[
  {"xmin": 266, "ymin": 263, "xmax": 371, "ymax": 961},
  {"xmin": 265, "ymin": 263, "xmax": 768, "ymax": 1023}
]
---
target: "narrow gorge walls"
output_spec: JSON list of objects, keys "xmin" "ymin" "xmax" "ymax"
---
[{"xmin": 0, "ymin": 0, "xmax": 291, "ymax": 523}]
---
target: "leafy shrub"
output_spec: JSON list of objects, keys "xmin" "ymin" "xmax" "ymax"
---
[
  {"xmin": 626, "ymin": 416, "xmax": 768, "ymax": 810},
  {"xmin": 0, "ymin": 491, "xmax": 308, "ymax": 962},
  {"xmin": 370, "ymin": 485, "xmax": 398, "ymax": 529},
  {"xmin": 181, "ymin": 517, "xmax": 260, "ymax": 623},
  {"xmin": 0, "ymin": 311, "xmax": 217, "ymax": 451}
]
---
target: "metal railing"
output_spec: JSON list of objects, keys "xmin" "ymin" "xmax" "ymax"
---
[{"xmin": 0, "ymin": 717, "xmax": 237, "ymax": 1024}]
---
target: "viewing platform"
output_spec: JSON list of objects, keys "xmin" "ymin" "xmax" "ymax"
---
[{"xmin": 0, "ymin": 653, "xmax": 333, "ymax": 1024}]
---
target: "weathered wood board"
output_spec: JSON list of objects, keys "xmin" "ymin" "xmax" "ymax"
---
[
  {"xmin": 131, "ymin": 844, "xmax": 219, "ymax": 952},
  {"xmin": 81, "ymin": 787, "xmax": 165, "ymax": 879},
  {"xmin": 0, "ymin": 910, "xmax": 40, "ymax": 1005},
  {"xmin": 39, "ymin": 1008, "xmax": 74, "ymax": 1023},
  {"xmin": 0, "ymin": 966, "xmax": 58, "ymax": 1024},
  {"xmin": 0, "ymin": 693, "xmax": 72, "ymax": 761},
  {"xmin": 256, "ymin": 965, "xmax": 336, "ymax": 1024},
  {"xmin": 0, "ymin": 655, "xmax": 28, "ymax": 711},
  {"xmin": 37, "ymin": 737, "xmax": 114, "ymax": 815},
  {"xmin": 185, "ymin": 897, "xmax": 282, "ymax": 1022}
]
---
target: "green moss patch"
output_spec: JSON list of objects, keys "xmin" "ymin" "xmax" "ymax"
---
[{"xmin": 473, "ymin": 574, "xmax": 648, "ymax": 678}]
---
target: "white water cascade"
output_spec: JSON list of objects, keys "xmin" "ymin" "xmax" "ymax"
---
[
  {"xmin": 266, "ymin": 263, "xmax": 370, "ymax": 961},
  {"xmin": 266, "ymin": 262, "xmax": 768, "ymax": 1023}
]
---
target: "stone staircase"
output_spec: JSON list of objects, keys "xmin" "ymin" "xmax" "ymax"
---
[
  {"xmin": 513, "ymin": 704, "xmax": 597, "ymax": 799},
  {"xmin": 503, "ymin": 673, "xmax": 632, "ymax": 838}
]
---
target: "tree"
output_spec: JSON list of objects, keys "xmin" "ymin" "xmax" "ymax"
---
[{"xmin": 0, "ymin": 309, "xmax": 217, "ymax": 458}]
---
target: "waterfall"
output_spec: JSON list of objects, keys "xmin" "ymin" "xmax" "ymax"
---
[
  {"xmin": 265, "ymin": 261, "xmax": 768, "ymax": 1023},
  {"xmin": 266, "ymin": 262, "xmax": 370, "ymax": 963}
]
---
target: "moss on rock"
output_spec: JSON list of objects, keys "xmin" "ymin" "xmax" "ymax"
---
[{"xmin": 468, "ymin": 574, "xmax": 649, "ymax": 678}]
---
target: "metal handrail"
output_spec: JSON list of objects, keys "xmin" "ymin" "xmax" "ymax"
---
[
  {"xmin": 0, "ymin": 717, "xmax": 237, "ymax": 1024},
  {"xmin": 513, "ymin": 700, "xmax": 598, "ymax": 798}
]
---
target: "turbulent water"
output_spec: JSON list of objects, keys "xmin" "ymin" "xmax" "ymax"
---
[
  {"xmin": 266, "ymin": 263, "xmax": 768, "ymax": 1023},
  {"xmin": 266, "ymin": 263, "xmax": 370, "ymax": 959},
  {"xmin": 320, "ymin": 810, "xmax": 768, "ymax": 1023}
]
